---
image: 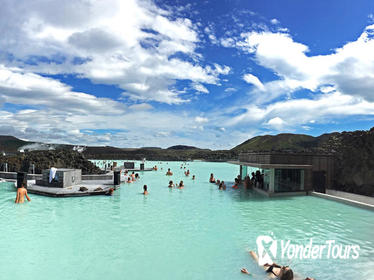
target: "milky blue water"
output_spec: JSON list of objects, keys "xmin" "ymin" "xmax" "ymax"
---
[{"xmin": 0, "ymin": 161, "xmax": 373, "ymax": 280}]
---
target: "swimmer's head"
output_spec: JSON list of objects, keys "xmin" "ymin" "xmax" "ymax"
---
[
  {"xmin": 143, "ymin": 185, "xmax": 147, "ymax": 191},
  {"xmin": 279, "ymin": 267, "xmax": 293, "ymax": 280}
]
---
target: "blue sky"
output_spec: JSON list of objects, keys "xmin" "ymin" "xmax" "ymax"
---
[{"xmin": 0, "ymin": 0, "xmax": 374, "ymax": 149}]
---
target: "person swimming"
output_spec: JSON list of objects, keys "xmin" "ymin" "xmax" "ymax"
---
[
  {"xmin": 168, "ymin": 180, "xmax": 174, "ymax": 188},
  {"xmin": 232, "ymin": 182, "xmax": 239, "ymax": 189},
  {"xmin": 178, "ymin": 181, "xmax": 184, "ymax": 189},
  {"xmin": 185, "ymin": 169, "xmax": 190, "ymax": 176},
  {"xmin": 15, "ymin": 183, "xmax": 31, "ymax": 204},
  {"xmin": 166, "ymin": 168, "xmax": 173, "ymax": 176},
  {"xmin": 131, "ymin": 172, "xmax": 136, "ymax": 180},
  {"xmin": 218, "ymin": 181, "xmax": 226, "ymax": 190},
  {"xmin": 135, "ymin": 173, "xmax": 140, "ymax": 179},
  {"xmin": 192, "ymin": 175, "xmax": 195, "ymax": 180},
  {"xmin": 127, "ymin": 177, "xmax": 132, "ymax": 183},
  {"xmin": 105, "ymin": 188, "xmax": 114, "ymax": 196},
  {"xmin": 241, "ymin": 251, "xmax": 315, "ymax": 280},
  {"xmin": 215, "ymin": 179, "xmax": 221, "ymax": 185},
  {"xmin": 143, "ymin": 185, "xmax": 148, "ymax": 195},
  {"xmin": 209, "ymin": 173, "xmax": 216, "ymax": 183}
]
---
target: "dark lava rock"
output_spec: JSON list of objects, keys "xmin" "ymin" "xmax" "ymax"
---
[{"xmin": 0, "ymin": 150, "xmax": 104, "ymax": 175}]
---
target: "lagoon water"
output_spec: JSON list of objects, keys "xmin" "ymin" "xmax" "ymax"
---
[{"xmin": 0, "ymin": 161, "xmax": 373, "ymax": 280}]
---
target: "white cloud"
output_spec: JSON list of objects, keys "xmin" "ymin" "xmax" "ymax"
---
[
  {"xmin": 195, "ymin": 116, "xmax": 208, "ymax": 123},
  {"xmin": 270, "ymin": 18, "xmax": 280, "ymax": 25},
  {"xmin": 237, "ymin": 25, "xmax": 374, "ymax": 103},
  {"xmin": 220, "ymin": 37, "xmax": 236, "ymax": 48},
  {"xmin": 0, "ymin": 0, "xmax": 229, "ymax": 104},
  {"xmin": 225, "ymin": 91, "xmax": 374, "ymax": 130},
  {"xmin": 128, "ymin": 103, "xmax": 153, "ymax": 110},
  {"xmin": 266, "ymin": 117, "xmax": 285, "ymax": 129},
  {"xmin": 0, "ymin": 64, "xmax": 125, "ymax": 114},
  {"xmin": 243, "ymin": 73, "xmax": 265, "ymax": 90},
  {"xmin": 192, "ymin": 83, "xmax": 209, "ymax": 94},
  {"xmin": 224, "ymin": 87, "xmax": 237, "ymax": 93},
  {"xmin": 369, "ymin": 13, "xmax": 374, "ymax": 23}
]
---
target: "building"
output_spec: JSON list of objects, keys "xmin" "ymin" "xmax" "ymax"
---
[{"xmin": 230, "ymin": 152, "xmax": 334, "ymax": 196}]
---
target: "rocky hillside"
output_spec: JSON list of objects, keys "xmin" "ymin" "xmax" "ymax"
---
[
  {"xmin": 0, "ymin": 150, "xmax": 103, "ymax": 175},
  {"xmin": 318, "ymin": 128, "xmax": 374, "ymax": 196},
  {"xmin": 232, "ymin": 133, "xmax": 335, "ymax": 153}
]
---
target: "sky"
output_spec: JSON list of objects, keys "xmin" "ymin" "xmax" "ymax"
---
[{"xmin": 1, "ymin": 0, "xmax": 374, "ymax": 149}]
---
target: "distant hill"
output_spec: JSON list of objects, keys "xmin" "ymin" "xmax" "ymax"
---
[
  {"xmin": 232, "ymin": 133, "xmax": 334, "ymax": 153},
  {"xmin": 167, "ymin": 145, "xmax": 199, "ymax": 150},
  {"xmin": 0, "ymin": 135, "xmax": 32, "ymax": 153}
]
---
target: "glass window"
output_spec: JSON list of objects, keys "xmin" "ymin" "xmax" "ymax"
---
[{"xmin": 274, "ymin": 169, "xmax": 304, "ymax": 192}]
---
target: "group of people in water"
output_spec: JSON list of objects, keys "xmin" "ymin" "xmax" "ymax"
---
[
  {"xmin": 165, "ymin": 163, "xmax": 196, "ymax": 189},
  {"xmin": 120, "ymin": 169, "xmax": 148, "ymax": 195},
  {"xmin": 242, "ymin": 171, "xmax": 265, "ymax": 189},
  {"xmin": 209, "ymin": 173, "xmax": 227, "ymax": 190},
  {"xmin": 124, "ymin": 170, "xmax": 140, "ymax": 183}
]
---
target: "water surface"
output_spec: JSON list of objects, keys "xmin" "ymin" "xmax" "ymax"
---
[{"xmin": 0, "ymin": 161, "xmax": 373, "ymax": 280}]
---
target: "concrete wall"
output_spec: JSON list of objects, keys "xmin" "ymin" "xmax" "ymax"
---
[
  {"xmin": 0, "ymin": 171, "xmax": 42, "ymax": 180},
  {"xmin": 311, "ymin": 191, "xmax": 374, "ymax": 211},
  {"xmin": 82, "ymin": 174, "xmax": 112, "ymax": 180},
  {"xmin": 37, "ymin": 169, "xmax": 82, "ymax": 188},
  {"xmin": 63, "ymin": 169, "xmax": 82, "ymax": 186},
  {"xmin": 326, "ymin": 189, "xmax": 374, "ymax": 206}
]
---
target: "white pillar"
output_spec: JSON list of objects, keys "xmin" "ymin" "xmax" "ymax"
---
[{"xmin": 269, "ymin": 168, "xmax": 275, "ymax": 193}]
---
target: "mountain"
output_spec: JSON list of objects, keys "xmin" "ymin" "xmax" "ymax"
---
[
  {"xmin": 0, "ymin": 135, "xmax": 32, "ymax": 153},
  {"xmin": 167, "ymin": 145, "xmax": 199, "ymax": 150}
]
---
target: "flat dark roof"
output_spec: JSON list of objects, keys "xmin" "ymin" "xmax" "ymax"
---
[{"xmin": 228, "ymin": 161, "xmax": 313, "ymax": 169}]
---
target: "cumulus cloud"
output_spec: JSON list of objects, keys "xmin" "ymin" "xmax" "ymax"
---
[
  {"xmin": 0, "ymin": 64, "xmax": 125, "ymax": 114},
  {"xmin": 266, "ymin": 117, "xmax": 285, "ymax": 129},
  {"xmin": 237, "ymin": 25, "xmax": 374, "ymax": 103},
  {"xmin": 0, "ymin": 0, "xmax": 240, "ymax": 148},
  {"xmin": 0, "ymin": 0, "xmax": 230, "ymax": 104}
]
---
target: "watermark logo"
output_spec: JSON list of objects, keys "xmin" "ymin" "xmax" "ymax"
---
[
  {"xmin": 256, "ymin": 235, "xmax": 360, "ymax": 264},
  {"xmin": 256, "ymin": 235, "xmax": 277, "ymax": 265}
]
